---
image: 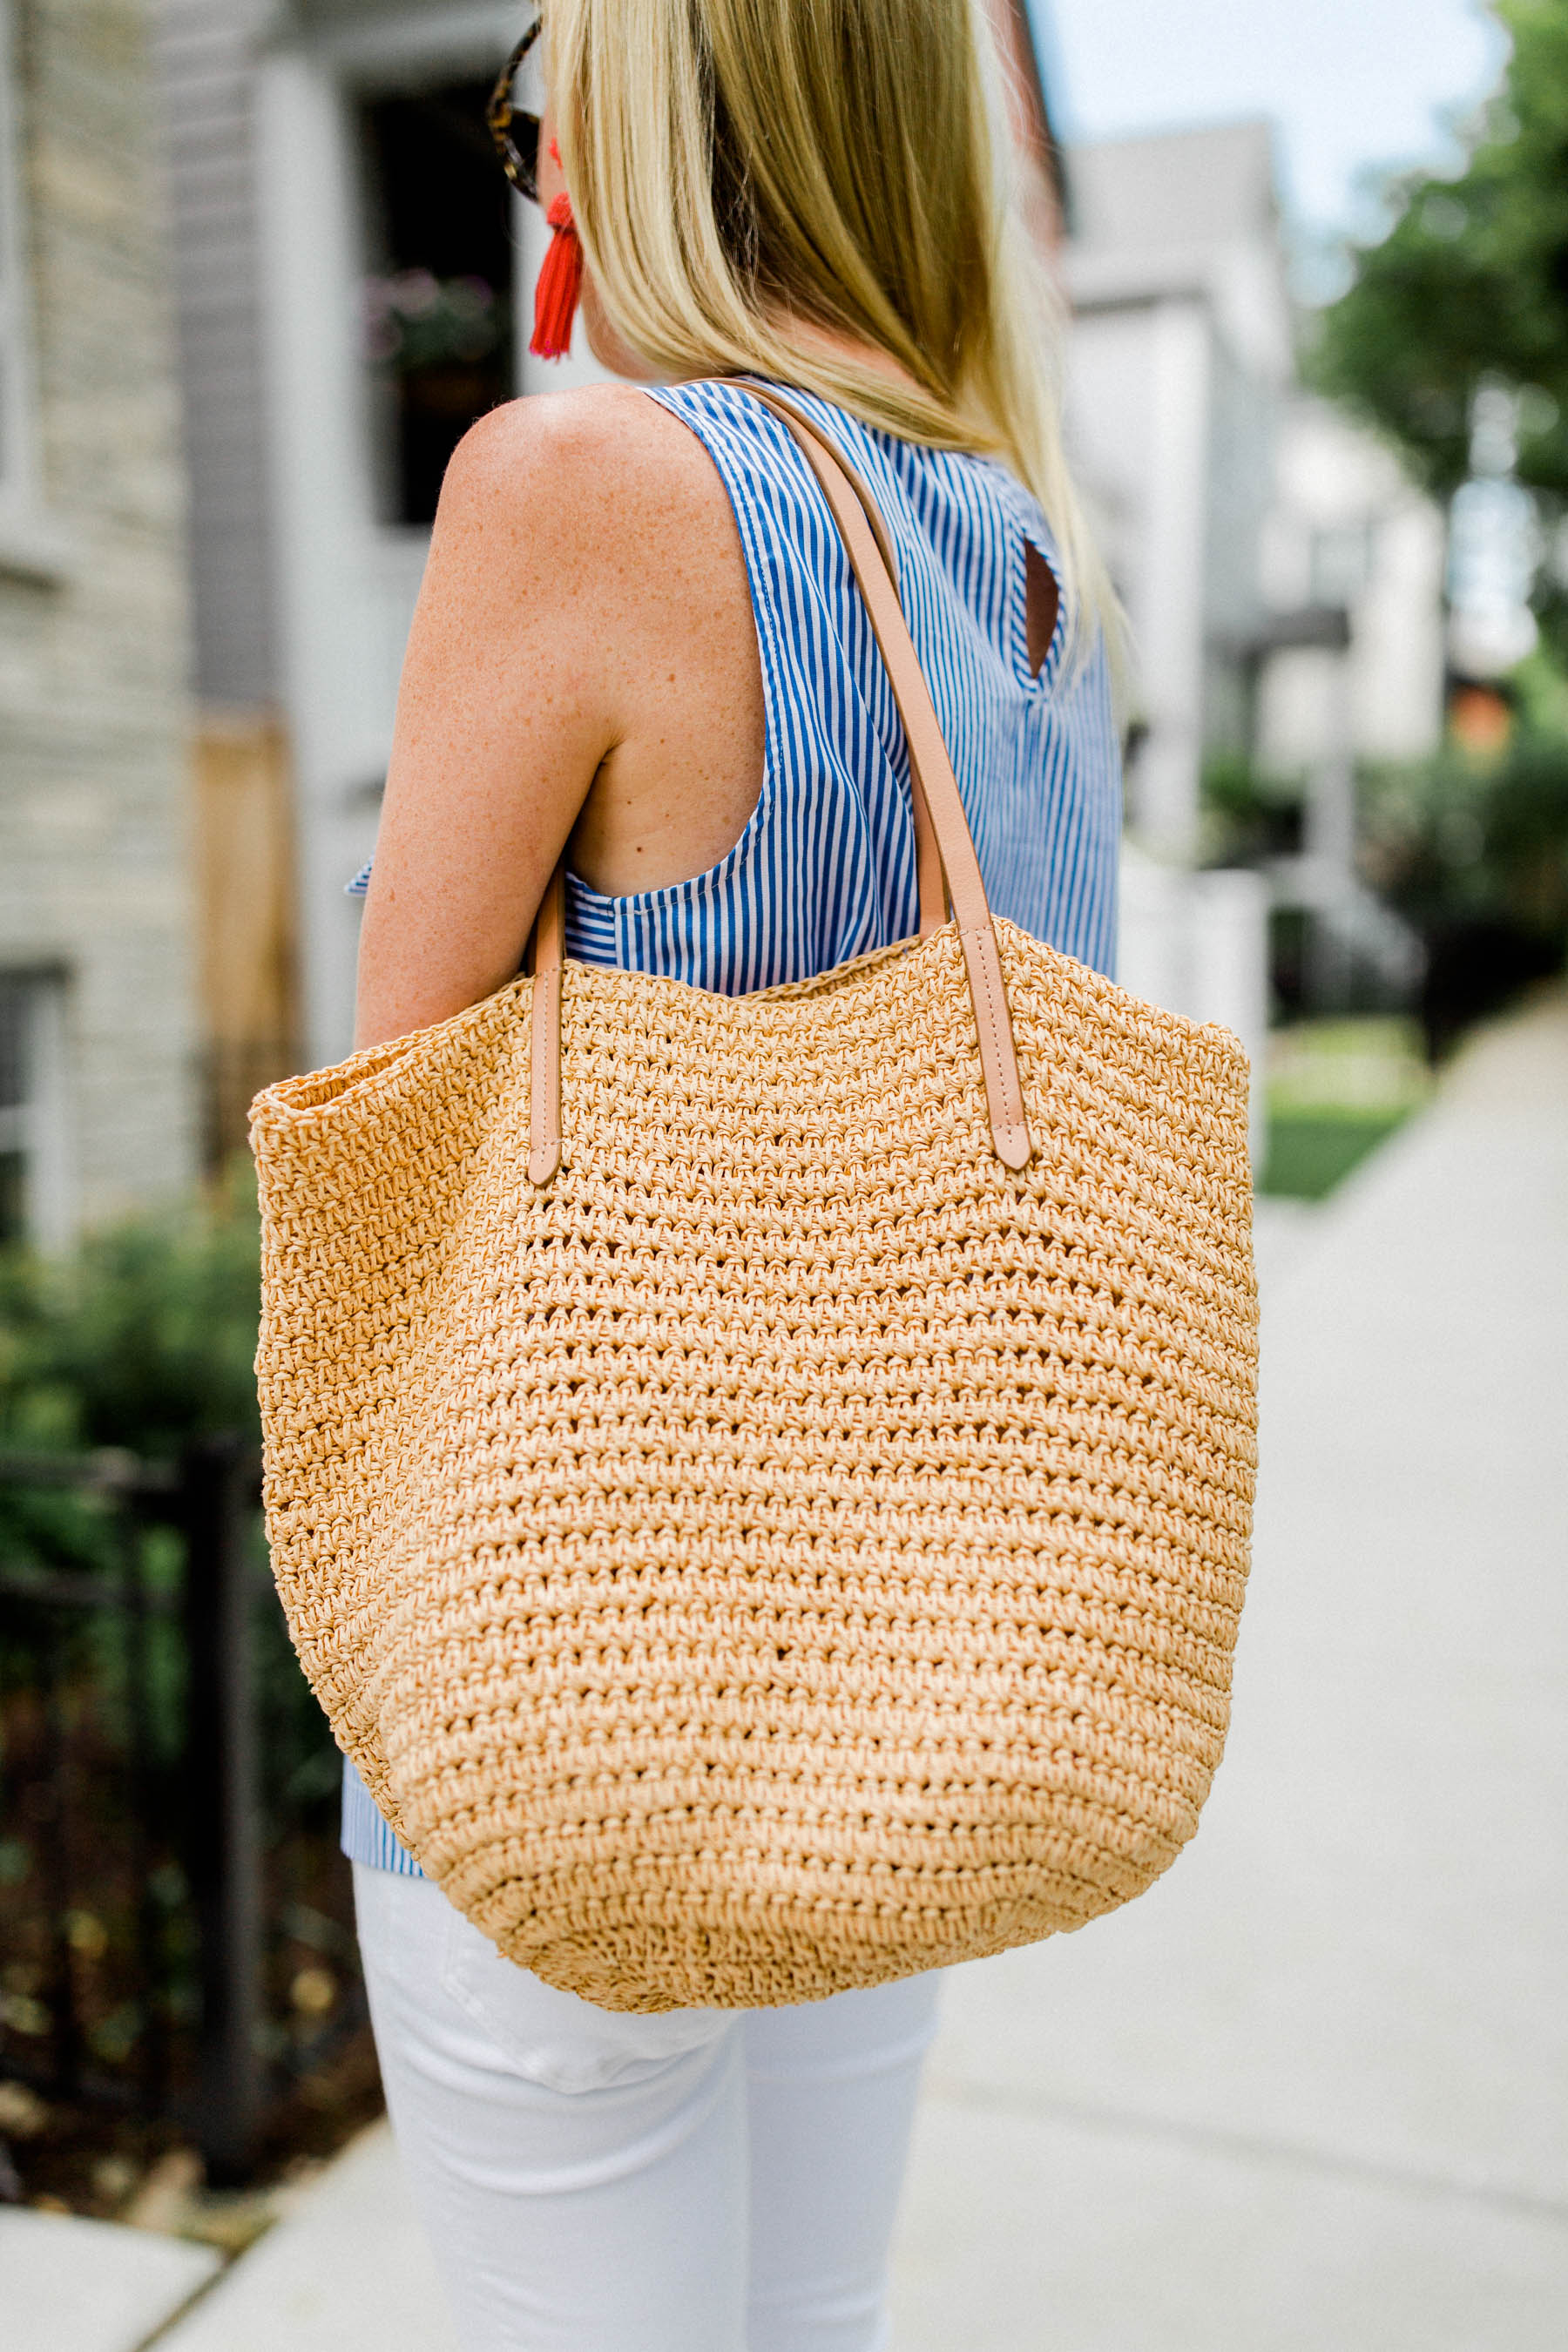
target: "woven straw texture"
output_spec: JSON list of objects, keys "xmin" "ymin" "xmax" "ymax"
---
[{"xmin": 253, "ymin": 919, "xmax": 1257, "ymax": 2011}]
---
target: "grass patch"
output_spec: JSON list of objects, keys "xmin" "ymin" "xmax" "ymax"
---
[
  {"xmin": 1258, "ymin": 1107, "xmax": 1413, "ymax": 1201},
  {"xmin": 1259, "ymin": 1018, "xmax": 1431, "ymax": 1200}
]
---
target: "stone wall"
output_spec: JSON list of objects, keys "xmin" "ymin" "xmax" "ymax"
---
[{"xmin": 0, "ymin": 0, "xmax": 199, "ymax": 1233}]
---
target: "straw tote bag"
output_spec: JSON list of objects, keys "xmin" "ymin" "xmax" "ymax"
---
[{"xmin": 252, "ymin": 386, "xmax": 1259, "ymax": 2013}]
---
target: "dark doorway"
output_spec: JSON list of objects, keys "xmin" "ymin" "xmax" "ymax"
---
[{"xmin": 358, "ymin": 78, "xmax": 516, "ymax": 526}]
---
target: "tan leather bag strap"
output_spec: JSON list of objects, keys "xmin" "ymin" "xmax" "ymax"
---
[
  {"xmin": 739, "ymin": 386, "xmax": 947, "ymax": 941},
  {"xmin": 526, "ymin": 860, "xmax": 565, "ymax": 1186},
  {"xmin": 526, "ymin": 383, "xmax": 1032, "ymax": 1183},
  {"xmin": 740, "ymin": 387, "xmax": 1030, "ymax": 1167}
]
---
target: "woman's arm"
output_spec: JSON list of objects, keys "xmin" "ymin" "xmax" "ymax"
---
[
  {"xmin": 353, "ymin": 378, "xmax": 766, "ymax": 1055},
  {"xmin": 352, "ymin": 392, "xmax": 625, "ymax": 1052}
]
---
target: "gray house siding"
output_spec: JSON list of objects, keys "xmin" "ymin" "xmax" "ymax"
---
[
  {"xmin": 152, "ymin": 1, "xmax": 276, "ymax": 708},
  {"xmin": 0, "ymin": 0, "xmax": 200, "ymax": 1238}
]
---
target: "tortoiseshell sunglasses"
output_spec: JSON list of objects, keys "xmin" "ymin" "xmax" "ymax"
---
[{"xmin": 487, "ymin": 16, "xmax": 544, "ymax": 201}]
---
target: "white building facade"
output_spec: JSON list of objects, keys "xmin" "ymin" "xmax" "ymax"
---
[{"xmin": 1061, "ymin": 122, "xmax": 1445, "ymax": 1048}]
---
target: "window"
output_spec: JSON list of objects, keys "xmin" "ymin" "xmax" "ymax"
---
[
  {"xmin": 357, "ymin": 77, "xmax": 516, "ymax": 527},
  {"xmin": 0, "ymin": 971, "xmax": 72, "ymax": 1252}
]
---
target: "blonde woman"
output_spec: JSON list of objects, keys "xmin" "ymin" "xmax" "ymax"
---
[{"xmin": 345, "ymin": 3, "xmax": 1120, "ymax": 2344}]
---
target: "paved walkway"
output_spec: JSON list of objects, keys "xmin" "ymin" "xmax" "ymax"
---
[
  {"xmin": 0, "ymin": 2205, "xmax": 219, "ymax": 2352},
  {"xmin": 14, "ymin": 992, "xmax": 1560, "ymax": 2350},
  {"xmin": 890, "ymin": 988, "xmax": 1568, "ymax": 2349},
  {"xmin": 151, "ymin": 2126, "xmax": 456, "ymax": 2352}
]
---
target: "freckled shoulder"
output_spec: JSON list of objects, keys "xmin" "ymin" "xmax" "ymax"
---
[{"xmin": 434, "ymin": 385, "xmax": 737, "ymax": 599}]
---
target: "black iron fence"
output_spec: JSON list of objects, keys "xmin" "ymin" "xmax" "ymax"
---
[{"xmin": 0, "ymin": 1437, "xmax": 362, "ymax": 2180}]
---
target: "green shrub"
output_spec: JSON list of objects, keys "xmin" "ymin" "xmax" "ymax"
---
[
  {"xmin": 1200, "ymin": 752, "xmax": 1304, "ymax": 869},
  {"xmin": 0, "ymin": 1159, "xmax": 261, "ymax": 1458},
  {"xmin": 0, "ymin": 1158, "xmax": 265, "ymax": 1712},
  {"xmin": 0, "ymin": 1162, "xmax": 341, "ymax": 1855},
  {"xmin": 1361, "ymin": 719, "xmax": 1568, "ymax": 947}
]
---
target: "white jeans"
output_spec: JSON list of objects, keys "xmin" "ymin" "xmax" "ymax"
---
[{"xmin": 353, "ymin": 1864, "xmax": 941, "ymax": 2352}]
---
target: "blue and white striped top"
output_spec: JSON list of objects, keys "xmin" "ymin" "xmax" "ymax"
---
[{"xmin": 341, "ymin": 375, "xmax": 1121, "ymax": 1874}]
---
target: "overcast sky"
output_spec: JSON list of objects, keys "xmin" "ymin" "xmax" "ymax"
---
[{"xmin": 1036, "ymin": 0, "xmax": 1511, "ymax": 239}]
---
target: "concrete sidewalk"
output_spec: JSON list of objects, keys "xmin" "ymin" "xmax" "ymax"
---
[
  {"xmin": 0, "ymin": 2206, "xmax": 220, "ymax": 2352},
  {"xmin": 125, "ymin": 992, "xmax": 1567, "ymax": 2350},
  {"xmin": 149, "ymin": 2126, "xmax": 456, "ymax": 2352},
  {"xmin": 892, "ymin": 988, "xmax": 1568, "ymax": 2349}
]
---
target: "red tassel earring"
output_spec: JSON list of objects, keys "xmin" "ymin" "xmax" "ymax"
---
[
  {"xmin": 531, "ymin": 140, "xmax": 584, "ymax": 361},
  {"xmin": 531, "ymin": 193, "xmax": 583, "ymax": 359}
]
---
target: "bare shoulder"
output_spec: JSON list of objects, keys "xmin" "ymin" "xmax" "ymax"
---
[
  {"xmin": 433, "ymin": 384, "xmax": 733, "ymax": 597},
  {"xmin": 392, "ymin": 381, "xmax": 763, "ymax": 921}
]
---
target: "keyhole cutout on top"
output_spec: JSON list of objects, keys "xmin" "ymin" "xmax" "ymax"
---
[{"xmin": 1024, "ymin": 540, "xmax": 1060, "ymax": 679}]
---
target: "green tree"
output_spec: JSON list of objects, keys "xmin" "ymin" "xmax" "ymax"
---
[
  {"xmin": 1314, "ymin": 0, "xmax": 1568, "ymax": 505},
  {"xmin": 1311, "ymin": 0, "xmax": 1568, "ymax": 1031}
]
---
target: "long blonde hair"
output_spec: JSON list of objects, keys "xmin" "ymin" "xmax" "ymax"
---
[{"xmin": 545, "ymin": 0, "xmax": 1114, "ymax": 662}]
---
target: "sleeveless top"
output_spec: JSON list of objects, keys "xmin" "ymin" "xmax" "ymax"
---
[{"xmin": 341, "ymin": 377, "xmax": 1122, "ymax": 1874}]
